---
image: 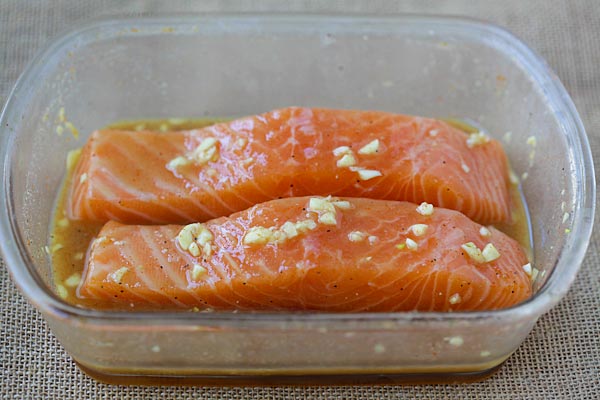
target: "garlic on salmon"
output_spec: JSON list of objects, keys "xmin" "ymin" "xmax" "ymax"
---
[
  {"xmin": 243, "ymin": 219, "xmax": 317, "ymax": 246},
  {"xmin": 308, "ymin": 197, "xmax": 338, "ymax": 225},
  {"xmin": 466, "ymin": 131, "xmax": 490, "ymax": 148},
  {"xmin": 358, "ymin": 139, "xmax": 380, "ymax": 155},
  {"xmin": 416, "ymin": 202, "xmax": 434, "ymax": 216},
  {"xmin": 177, "ymin": 223, "xmax": 214, "ymax": 257}
]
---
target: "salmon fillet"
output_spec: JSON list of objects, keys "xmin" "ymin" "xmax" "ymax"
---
[
  {"xmin": 78, "ymin": 197, "xmax": 531, "ymax": 311},
  {"xmin": 68, "ymin": 107, "xmax": 511, "ymax": 226}
]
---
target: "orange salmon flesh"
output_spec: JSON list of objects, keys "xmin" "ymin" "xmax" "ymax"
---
[
  {"xmin": 68, "ymin": 107, "xmax": 512, "ymax": 226},
  {"xmin": 78, "ymin": 197, "xmax": 531, "ymax": 312}
]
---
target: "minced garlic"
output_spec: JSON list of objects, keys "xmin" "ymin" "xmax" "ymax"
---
[
  {"xmin": 461, "ymin": 163, "xmax": 470, "ymax": 173},
  {"xmin": 332, "ymin": 200, "xmax": 352, "ymax": 210},
  {"xmin": 177, "ymin": 223, "xmax": 213, "ymax": 257},
  {"xmin": 531, "ymin": 267, "xmax": 540, "ymax": 282},
  {"xmin": 243, "ymin": 219, "xmax": 317, "ymax": 246},
  {"xmin": 191, "ymin": 264, "xmax": 206, "ymax": 280},
  {"xmin": 357, "ymin": 169, "xmax": 382, "ymax": 181},
  {"xmin": 57, "ymin": 218, "xmax": 69, "ymax": 228},
  {"xmin": 479, "ymin": 226, "xmax": 491, "ymax": 238},
  {"xmin": 348, "ymin": 231, "xmax": 367, "ymax": 242},
  {"xmin": 358, "ymin": 139, "xmax": 380, "ymax": 155},
  {"xmin": 461, "ymin": 242, "xmax": 485, "ymax": 263},
  {"xmin": 409, "ymin": 224, "xmax": 428, "ymax": 237},
  {"xmin": 167, "ymin": 156, "xmax": 190, "ymax": 169},
  {"xmin": 308, "ymin": 197, "xmax": 338, "ymax": 225},
  {"xmin": 56, "ymin": 284, "xmax": 68, "ymax": 299},
  {"xmin": 416, "ymin": 202, "xmax": 434, "ymax": 216},
  {"xmin": 66, "ymin": 148, "xmax": 82, "ymax": 171},
  {"xmin": 405, "ymin": 238, "xmax": 418, "ymax": 250},
  {"xmin": 191, "ymin": 137, "xmax": 219, "ymax": 165},
  {"xmin": 109, "ymin": 267, "xmax": 129, "ymax": 283},
  {"xmin": 368, "ymin": 235, "xmax": 378, "ymax": 245},
  {"xmin": 522, "ymin": 263, "xmax": 532, "ymax": 276},
  {"xmin": 466, "ymin": 131, "xmax": 490, "ymax": 148},
  {"xmin": 333, "ymin": 146, "xmax": 351, "ymax": 157},
  {"xmin": 79, "ymin": 173, "xmax": 87, "ymax": 184},
  {"xmin": 526, "ymin": 136, "xmax": 537, "ymax": 147},
  {"xmin": 449, "ymin": 293, "xmax": 462, "ymax": 304},
  {"xmin": 445, "ymin": 336, "xmax": 464, "ymax": 347},
  {"xmin": 482, "ymin": 243, "xmax": 500, "ymax": 262},
  {"xmin": 336, "ymin": 153, "xmax": 357, "ymax": 167},
  {"xmin": 429, "ymin": 129, "xmax": 439, "ymax": 137},
  {"xmin": 64, "ymin": 273, "xmax": 81, "ymax": 288}
]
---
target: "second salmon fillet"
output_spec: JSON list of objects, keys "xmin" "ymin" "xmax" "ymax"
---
[
  {"xmin": 69, "ymin": 107, "xmax": 512, "ymax": 225},
  {"xmin": 78, "ymin": 197, "xmax": 531, "ymax": 312}
]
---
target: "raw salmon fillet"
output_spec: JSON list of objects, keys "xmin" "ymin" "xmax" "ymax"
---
[
  {"xmin": 78, "ymin": 197, "xmax": 531, "ymax": 311},
  {"xmin": 68, "ymin": 107, "xmax": 512, "ymax": 225}
]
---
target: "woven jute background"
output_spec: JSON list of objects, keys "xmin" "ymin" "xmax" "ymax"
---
[{"xmin": 1, "ymin": 1, "xmax": 598, "ymax": 399}]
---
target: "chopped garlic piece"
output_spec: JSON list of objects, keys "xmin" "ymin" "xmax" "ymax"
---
[
  {"xmin": 308, "ymin": 197, "xmax": 336, "ymax": 213},
  {"xmin": 57, "ymin": 218, "xmax": 69, "ymax": 228},
  {"xmin": 416, "ymin": 202, "xmax": 434, "ymax": 216},
  {"xmin": 405, "ymin": 238, "xmax": 418, "ymax": 250},
  {"xmin": 73, "ymin": 252, "xmax": 84, "ymax": 261},
  {"xmin": 318, "ymin": 212, "xmax": 337, "ymax": 225},
  {"xmin": 109, "ymin": 267, "xmax": 129, "ymax": 283},
  {"xmin": 191, "ymin": 264, "xmax": 206, "ymax": 280},
  {"xmin": 522, "ymin": 263, "xmax": 532, "ymax": 276},
  {"xmin": 244, "ymin": 219, "xmax": 317, "ymax": 246},
  {"xmin": 509, "ymin": 170, "xmax": 520, "ymax": 185},
  {"xmin": 461, "ymin": 242, "xmax": 485, "ymax": 263},
  {"xmin": 281, "ymin": 221, "xmax": 299, "ymax": 239},
  {"xmin": 358, "ymin": 139, "xmax": 380, "ymax": 155},
  {"xmin": 429, "ymin": 129, "xmax": 439, "ymax": 137},
  {"xmin": 466, "ymin": 131, "xmax": 490, "ymax": 148},
  {"xmin": 348, "ymin": 231, "xmax": 367, "ymax": 242},
  {"xmin": 482, "ymin": 243, "xmax": 500, "ymax": 262},
  {"xmin": 479, "ymin": 226, "xmax": 491, "ymax": 238},
  {"xmin": 79, "ymin": 173, "xmax": 87, "ymax": 184},
  {"xmin": 191, "ymin": 137, "xmax": 219, "ymax": 165},
  {"xmin": 521, "ymin": 172, "xmax": 529, "ymax": 181},
  {"xmin": 395, "ymin": 243, "xmax": 406, "ymax": 250},
  {"xmin": 177, "ymin": 223, "xmax": 213, "ymax": 257},
  {"xmin": 56, "ymin": 284, "xmax": 68, "ymax": 299},
  {"xmin": 526, "ymin": 136, "xmax": 537, "ymax": 146},
  {"xmin": 461, "ymin": 163, "xmax": 470, "ymax": 173},
  {"xmin": 336, "ymin": 153, "xmax": 357, "ymax": 167},
  {"xmin": 562, "ymin": 212, "xmax": 570, "ymax": 223},
  {"xmin": 333, "ymin": 146, "xmax": 351, "ymax": 157},
  {"xmin": 44, "ymin": 246, "xmax": 50, "ymax": 255},
  {"xmin": 243, "ymin": 226, "xmax": 274, "ymax": 245},
  {"xmin": 64, "ymin": 273, "xmax": 81, "ymax": 288},
  {"xmin": 480, "ymin": 350, "xmax": 491, "ymax": 357},
  {"xmin": 409, "ymin": 224, "xmax": 428, "ymax": 237},
  {"xmin": 531, "ymin": 268, "xmax": 540, "ymax": 282},
  {"xmin": 445, "ymin": 336, "xmax": 464, "ymax": 347},
  {"xmin": 188, "ymin": 242, "xmax": 200, "ymax": 256},
  {"xmin": 565, "ymin": 228, "xmax": 571, "ymax": 234},
  {"xmin": 357, "ymin": 169, "xmax": 382, "ymax": 181},
  {"xmin": 167, "ymin": 156, "xmax": 190, "ymax": 169},
  {"xmin": 368, "ymin": 235, "xmax": 378, "ymax": 245},
  {"xmin": 332, "ymin": 200, "xmax": 352, "ymax": 210},
  {"xmin": 449, "ymin": 293, "xmax": 462, "ymax": 304}
]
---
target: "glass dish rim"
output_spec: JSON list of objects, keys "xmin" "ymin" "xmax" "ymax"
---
[{"xmin": 0, "ymin": 13, "xmax": 595, "ymax": 327}]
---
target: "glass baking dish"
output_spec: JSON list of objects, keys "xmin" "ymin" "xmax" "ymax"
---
[{"xmin": 0, "ymin": 14, "xmax": 594, "ymax": 385}]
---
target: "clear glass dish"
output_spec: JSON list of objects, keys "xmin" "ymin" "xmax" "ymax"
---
[{"xmin": 0, "ymin": 14, "xmax": 594, "ymax": 385}]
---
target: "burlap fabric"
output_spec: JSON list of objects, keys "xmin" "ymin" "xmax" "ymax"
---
[{"xmin": 1, "ymin": 1, "xmax": 598, "ymax": 398}]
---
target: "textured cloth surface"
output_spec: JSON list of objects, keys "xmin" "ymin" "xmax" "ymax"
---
[{"xmin": 1, "ymin": 1, "xmax": 599, "ymax": 399}]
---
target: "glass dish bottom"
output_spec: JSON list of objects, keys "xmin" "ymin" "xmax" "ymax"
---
[{"xmin": 75, "ymin": 358, "xmax": 509, "ymax": 386}]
